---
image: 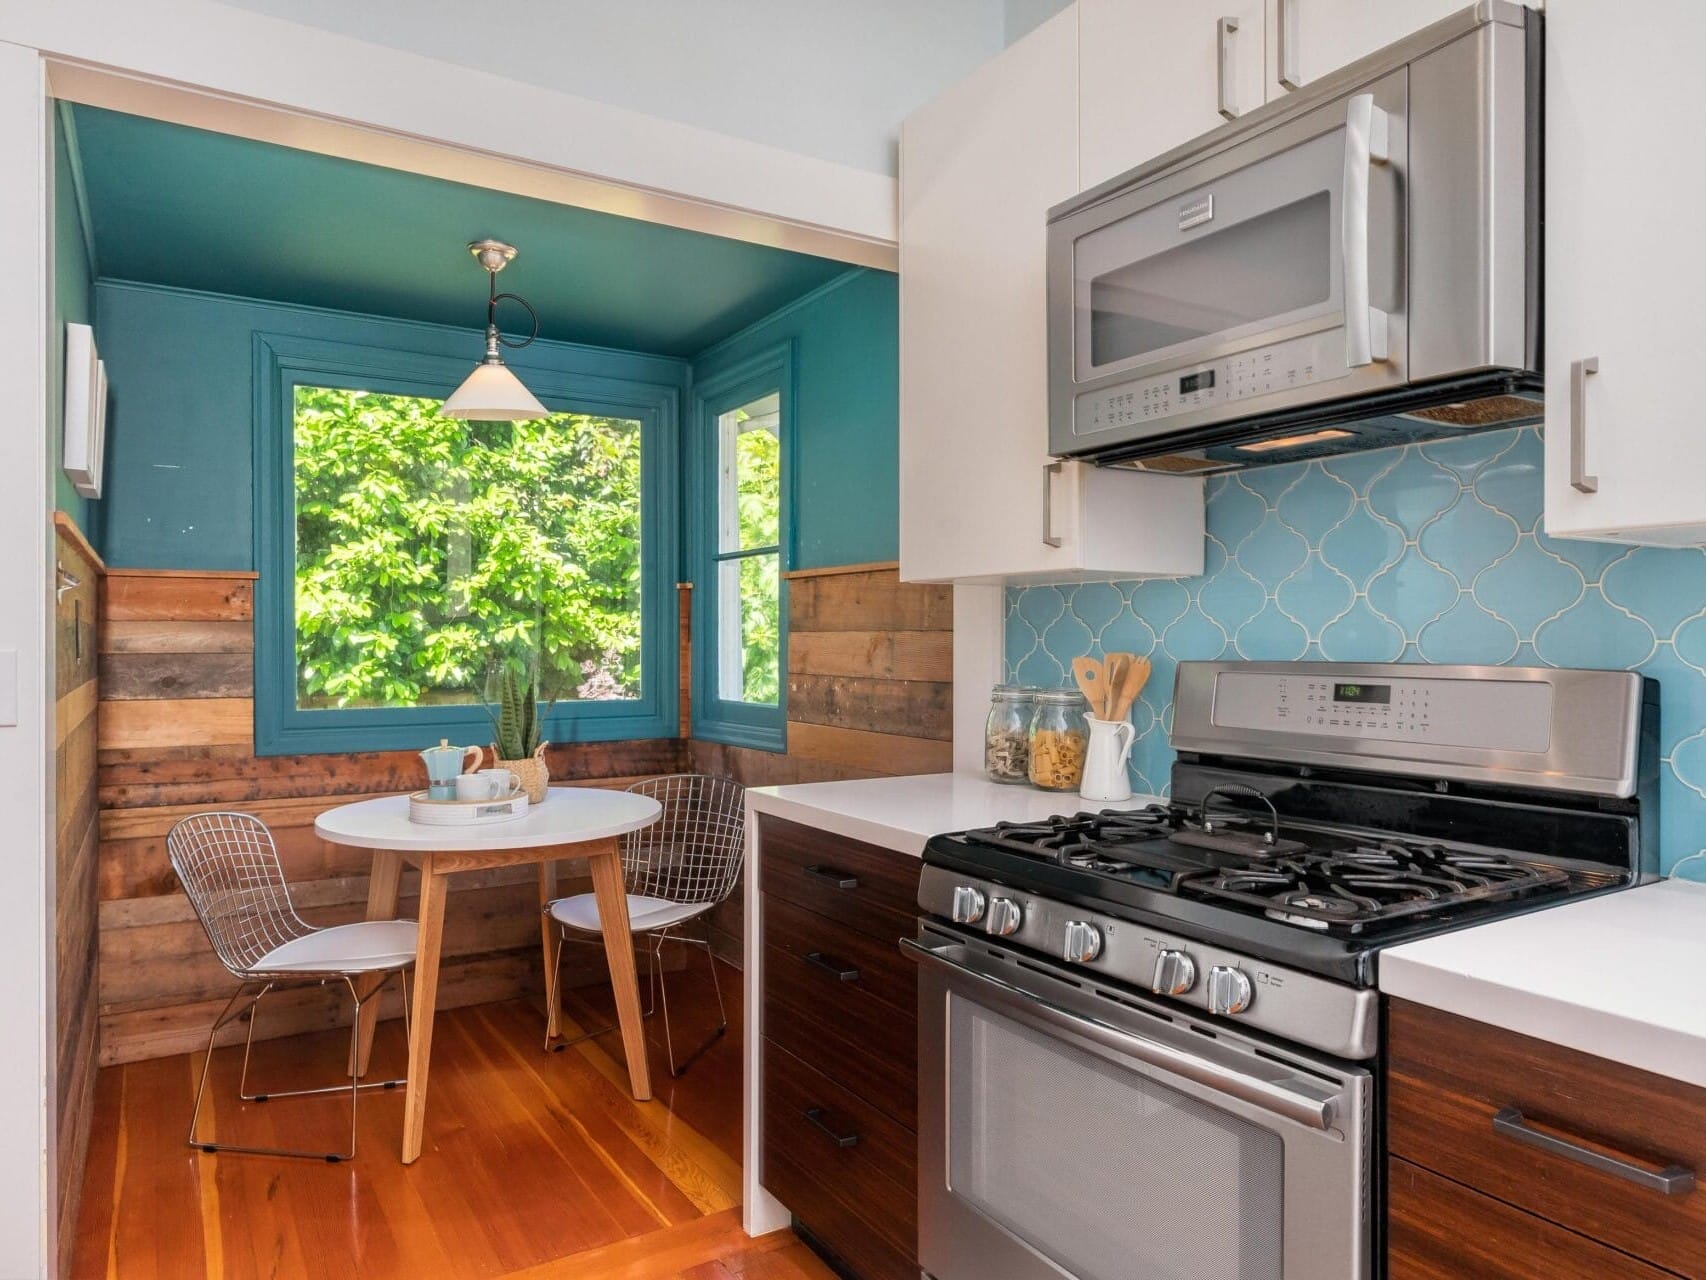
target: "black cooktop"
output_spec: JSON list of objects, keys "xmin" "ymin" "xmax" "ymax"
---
[{"xmin": 925, "ymin": 765, "xmax": 1642, "ymax": 985}]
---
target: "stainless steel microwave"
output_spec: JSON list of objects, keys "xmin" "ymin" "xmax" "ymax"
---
[{"xmin": 1047, "ymin": 1, "xmax": 1541, "ymax": 474}]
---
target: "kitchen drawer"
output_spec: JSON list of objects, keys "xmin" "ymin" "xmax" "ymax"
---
[
  {"xmin": 764, "ymin": 1125, "xmax": 917, "ymax": 1280},
  {"xmin": 1389, "ymin": 999, "xmax": 1706, "ymax": 1278},
  {"xmin": 758, "ymin": 815, "xmax": 920, "ymax": 941},
  {"xmin": 763, "ymin": 1036, "xmax": 917, "ymax": 1220},
  {"xmin": 1388, "ymin": 1157, "xmax": 1674, "ymax": 1280},
  {"xmin": 762, "ymin": 892, "xmax": 913, "ymax": 1017},
  {"xmin": 764, "ymin": 936, "xmax": 916, "ymax": 1132}
]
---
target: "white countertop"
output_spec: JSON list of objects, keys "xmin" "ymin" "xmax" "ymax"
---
[
  {"xmin": 745, "ymin": 772, "xmax": 1165, "ymax": 857},
  {"xmin": 1381, "ymin": 878, "xmax": 1706, "ymax": 1088}
]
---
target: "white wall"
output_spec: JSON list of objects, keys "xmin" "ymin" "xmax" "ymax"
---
[
  {"xmin": 1005, "ymin": 0, "xmax": 1075, "ymax": 44},
  {"xmin": 212, "ymin": 0, "xmax": 1008, "ymax": 175}
]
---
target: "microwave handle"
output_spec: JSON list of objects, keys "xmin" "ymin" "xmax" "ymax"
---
[
  {"xmin": 903, "ymin": 935, "xmax": 1337, "ymax": 1131},
  {"xmin": 1342, "ymin": 93, "xmax": 1390, "ymax": 368}
]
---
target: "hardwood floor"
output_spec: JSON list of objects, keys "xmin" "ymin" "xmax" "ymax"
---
[{"xmin": 70, "ymin": 958, "xmax": 834, "ymax": 1280}]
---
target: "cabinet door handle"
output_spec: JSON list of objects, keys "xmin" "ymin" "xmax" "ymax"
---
[
  {"xmin": 1570, "ymin": 357, "xmax": 1600, "ymax": 493},
  {"xmin": 803, "ymin": 1106, "xmax": 860, "ymax": 1148},
  {"xmin": 1277, "ymin": 0, "xmax": 1302, "ymax": 90},
  {"xmin": 1492, "ymin": 1108, "xmax": 1694, "ymax": 1196},
  {"xmin": 1217, "ymin": 17, "xmax": 1240, "ymax": 119},
  {"xmin": 1042, "ymin": 461, "xmax": 1063, "ymax": 548},
  {"xmin": 805, "ymin": 951, "xmax": 860, "ymax": 982},
  {"xmin": 802, "ymin": 864, "xmax": 858, "ymax": 890}
]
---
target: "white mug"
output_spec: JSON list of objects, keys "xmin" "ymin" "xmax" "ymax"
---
[
  {"xmin": 1079, "ymin": 715, "xmax": 1137, "ymax": 803},
  {"xmin": 454, "ymin": 772, "xmax": 490, "ymax": 801},
  {"xmin": 478, "ymin": 768, "xmax": 522, "ymax": 799}
]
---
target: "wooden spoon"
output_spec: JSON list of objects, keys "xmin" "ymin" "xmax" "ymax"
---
[
  {"xmin": 1109, "ymin": 655, "xmax": 1152, "ymax": 722},
  {"xmin": 1102, "ymin": 653, "xmax": 1129, "ymax": 720},
  {"xmin": 1071, "ymin": 655, "xmax": 1107, "ymax": 719}
]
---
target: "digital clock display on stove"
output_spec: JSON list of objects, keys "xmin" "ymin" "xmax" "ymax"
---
[{"xmin": 1333, "ymin": 682, "xmax": 1392, "ymax": 705}]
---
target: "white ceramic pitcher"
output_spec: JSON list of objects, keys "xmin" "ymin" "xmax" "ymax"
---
[{"xmin": 1079, "ymin": 715, "xmax": 1136, "ymax": 803}]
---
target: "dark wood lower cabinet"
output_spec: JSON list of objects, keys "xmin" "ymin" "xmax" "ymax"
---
[
  {"xmin": 1388, "ymin": 998, "xmax": 1706, "ymax": 1278},
  {"xmin": 758, "ymin": 816, "xmax": 920, "ymax": 1280},
  {"xmin": 1389, "ymin": 1158, "xmax": 1675, "ymax": 1280}
]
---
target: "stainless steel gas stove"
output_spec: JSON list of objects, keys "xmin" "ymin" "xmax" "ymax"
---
[{"xmin": 908, "ymin": 661, "xmax": 1657, "ymax": 1280}]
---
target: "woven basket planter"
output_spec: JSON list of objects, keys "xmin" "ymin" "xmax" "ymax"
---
[{"xmin": 491, "ymin": 741, "xmax": 550, "ymax": 803}]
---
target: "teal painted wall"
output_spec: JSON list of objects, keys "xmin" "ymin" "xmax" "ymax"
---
[
  {"xmin": 52, "ymin": 110, "xmax": 95, "ymax": 532},
  {"xmin": 93, "ymin": 281, "xmax": 689, "ymax": 570},
  {"xmin": 691, "ymin": 269, "xmax": 899, "ymax": 569}
]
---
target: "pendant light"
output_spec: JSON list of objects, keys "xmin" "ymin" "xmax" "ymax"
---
[{"xmin": 442, "ymin": 239, "xmax": 548, "ymax": 421}]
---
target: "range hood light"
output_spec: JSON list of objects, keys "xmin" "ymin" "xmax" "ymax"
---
[
  {"xmin": 1235, "ymin": 429, "xmax": 1356, "ymax": 454},
  {"xmin": 442, "ymin": 240, "xmax": 548, "ymax": 422}
]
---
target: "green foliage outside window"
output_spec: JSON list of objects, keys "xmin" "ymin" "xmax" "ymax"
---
[
  {"xmin": 731, "ymin": 419, "xmax": 781, "ymax": 704},
  {"xmin": 292, "ymin": 385, "xmax": 642, "ymax": 710}
]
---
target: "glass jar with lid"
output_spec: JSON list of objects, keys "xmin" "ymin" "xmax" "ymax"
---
[
  {"xmin": 984, "ymin": 684, "xmax": 1035, "ymax": 784},
  {"xmin": 1028, "ymin": 689, "xmax": 1090, "ymax": 792}
]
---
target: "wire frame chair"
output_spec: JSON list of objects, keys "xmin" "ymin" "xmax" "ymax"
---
[
  {"xmin": 544, "ymin": 774, "xmax": 746, "ymax": 1076},
  {"xmin": 167, "ymin": 812, "xmax": 413, "ymax": 1162}
]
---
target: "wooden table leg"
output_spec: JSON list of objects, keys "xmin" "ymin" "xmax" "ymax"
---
[
  {"xmin": 351, "ymin": 847, "xmax": 403, "ymax": 1077},
  {"xmin": 538, "ymin": 857, "xmax": 561, "ymax": 1041},
  {"xmin": 588, "ymin": 839, "xmax": 653, "ymax": 1101},
  {"xmin": 401, "ymin": 859, "xmax": 449, "ymax": 1164}
]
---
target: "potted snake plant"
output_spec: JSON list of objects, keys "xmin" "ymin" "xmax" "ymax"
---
[{"xmin": 485, "ymin": 650, "xmax": 558, "ymax": 803}]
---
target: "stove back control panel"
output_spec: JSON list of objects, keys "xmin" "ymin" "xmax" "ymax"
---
[{"xmin": 917, "ymin": 864, "xmax": 1379, "ymax": 1060}]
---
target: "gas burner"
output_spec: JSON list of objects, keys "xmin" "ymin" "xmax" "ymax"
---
[{"xmin": 1187, "ymin": 842, "xmax": 1571, "ymax": 932}]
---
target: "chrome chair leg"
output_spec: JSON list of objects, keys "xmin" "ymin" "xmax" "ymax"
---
[
  {"xmin": 545, "ymin": 926, "xmax": 657, "ymax": 1052},
  {"xmin": 656, "ymin": 926, "xmax": 727, "ymax": 1079},
  {"xmin": 189, "ymin": 971, "xmax": 408, "ymax": 1163}
]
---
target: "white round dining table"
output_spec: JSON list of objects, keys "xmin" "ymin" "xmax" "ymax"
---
[{"xmin": 316, "ymin": 786, "xmax": 662, "ymax": 1163}]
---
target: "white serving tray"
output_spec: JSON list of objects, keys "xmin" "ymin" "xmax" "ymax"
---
[{"xmin": 407, "ymin": 789, "xmax": 530, "ymax": 826}]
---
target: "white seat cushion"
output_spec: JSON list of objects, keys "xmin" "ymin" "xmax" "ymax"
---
[
  {"xmin": 548, "ymin": 893, "xmax": 709, "ymax": 935},
  {"xmin": 252, "ymin": 919, "xmax": 418, "ymax": 974}
]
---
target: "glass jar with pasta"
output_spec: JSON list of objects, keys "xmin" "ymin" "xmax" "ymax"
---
[{"xmin": 1027, "ymin": 689, "xmax": 1090, "ymax": 792}]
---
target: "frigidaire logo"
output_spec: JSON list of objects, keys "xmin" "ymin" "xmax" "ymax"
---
[{"xmin": 1178, "ymin": 195, "xmax": 1215, "ymax": 230}]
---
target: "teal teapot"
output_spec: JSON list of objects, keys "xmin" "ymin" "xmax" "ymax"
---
[{"xmin": 420, "ymin": 739, "xmax": 481, "ymax": 800}]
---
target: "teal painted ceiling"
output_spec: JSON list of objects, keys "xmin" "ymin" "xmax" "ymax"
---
[{"xmin": 66, "ymin": 104, "xmax": 854, "ymax": 358}]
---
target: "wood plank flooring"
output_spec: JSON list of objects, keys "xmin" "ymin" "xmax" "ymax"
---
[{"xmin": 70, "ymin": 959, "xmax": 834, "ymax": 1280}]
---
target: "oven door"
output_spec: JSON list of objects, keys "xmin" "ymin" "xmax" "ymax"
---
[
  {"xmin": 1048, "ymin": 71, "xmax": 1406, "ymax": 456},
  {"xmin": 906, "ymin": 927, "xmax": 1372, "ymax": 1280}
]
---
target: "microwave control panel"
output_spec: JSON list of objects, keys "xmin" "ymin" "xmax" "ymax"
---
[{"xmin": 1076, "ymin": 329, "xmax": 1352, "ymax": 438}]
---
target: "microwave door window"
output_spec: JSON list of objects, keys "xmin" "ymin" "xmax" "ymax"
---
[{"xmin": 1087, "ymin": 189, "xmax": 1333, "ymax": 370}]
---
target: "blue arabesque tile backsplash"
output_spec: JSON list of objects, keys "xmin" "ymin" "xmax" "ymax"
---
[{"xmin": 1004, "ymin": 426, "xmax": 1706, "ymax": 874}]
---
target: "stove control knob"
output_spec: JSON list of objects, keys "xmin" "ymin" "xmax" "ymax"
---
[
  {"xmin": 985, "ymin": 897, "xmax": 1023, "ymax": 937},
  {"xmin": 1062, "ymin": 920, "xmax": 1102, "ymax": 964},
  {"xmin": 1151, "ymin": 949, "xmax": 1197, "ymax": 996},
  {"xmin": 951, "ymin": 885, "xmax": 987, "ymax": 925},
  {"xmin": 1206, "ymin": 965, "xmax": 1254, "ymax": 1017}
]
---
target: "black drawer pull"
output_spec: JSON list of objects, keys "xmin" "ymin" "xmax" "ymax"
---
[
  {"xmin": 805, "ymin": 951, "xmax": 860, "ymax": 982},
  {"xmin": 803, "ymin": 864, "xmax": 859, "ymax": 890},
  {"xmin": 804, "ymin": 1106, "xmax": 860, "ymax": 1148},
  {"xmin": 1492, "ymin": 1107, "xmax": 1696, "ymax": 1196}
]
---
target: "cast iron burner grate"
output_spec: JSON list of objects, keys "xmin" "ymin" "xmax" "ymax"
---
[{"xmin": 1185, "ymin": 841, "xmax": 1571, "ymax": 932}]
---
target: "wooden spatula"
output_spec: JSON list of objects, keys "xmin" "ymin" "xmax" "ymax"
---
[
  {"xmin": 1109, "ymin": 654, "xmax": 1152, "ymax": 722},
  {"xmin": 1103, "ymin": 653, "xmax": 1129, "ymax": 720},
  {"xmin": 1071, "ymin": 655, "xmax": 1108, "ymax": 719}
]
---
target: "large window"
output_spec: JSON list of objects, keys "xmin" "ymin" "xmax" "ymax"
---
[
  {"xmin": 692, "ymin": 343, "xmax": 792, "ymax": 749},
  {"xmin": 256, "ymin": 334, "xmax": 678, "ymax": 754}
]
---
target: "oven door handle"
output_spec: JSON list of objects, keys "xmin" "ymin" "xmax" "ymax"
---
[{"xmin": 902, "ymin": 936, "xmax": 1338, "ymax": 1132}]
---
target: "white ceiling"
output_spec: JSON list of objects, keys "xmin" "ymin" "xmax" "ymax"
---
[{"xmin": 212, "ymin": 0, "xmax": 1011, "ymax": 175}]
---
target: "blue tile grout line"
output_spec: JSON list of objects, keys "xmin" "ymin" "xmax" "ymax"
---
[{"xmin": 1004, "ymin": 426, "xmax": 1706, "ymax": 875}]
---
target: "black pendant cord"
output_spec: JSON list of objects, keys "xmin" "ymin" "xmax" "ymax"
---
[{"xmin": 486, "ymin": 270, "xmax": 539, "ymax": 350}]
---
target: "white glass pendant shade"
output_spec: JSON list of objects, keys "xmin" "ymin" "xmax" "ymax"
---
[{"xmin": 442, "ymin": 354, "xmax": 547, "ymax": 421}]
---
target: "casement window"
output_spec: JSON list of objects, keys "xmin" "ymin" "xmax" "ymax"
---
[
  {"xmin": 691, "ymin": 342, "xmax": 792, "ymax": 750},
  {"xmin": 255, "ymin": 333, "xmax": 677, "ymax": 754}
]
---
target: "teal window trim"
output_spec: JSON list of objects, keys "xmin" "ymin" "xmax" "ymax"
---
[
  {"xmin": 253, "ymin": 331, "xmax": 680, "ymax": 756},
  {"xmin": 689, "ymin": 340, "xmax": 794, "ymax": 751}
]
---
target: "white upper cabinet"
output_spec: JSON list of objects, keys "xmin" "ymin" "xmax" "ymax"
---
[
  {"xmin": 1078, "ymin": 0, "xmax": 1266, "ymax": 190},
  {"xmin": 1261, "ymin": 0, "xmax": 1465, "ymax": 99},
  {"xmin": 898, "ymin": 6, "xmax": 1204, "ymax": 584},
  {"xmin": 1543, "ymin": 0, "xmax": 1706, "ymax": 543}
]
